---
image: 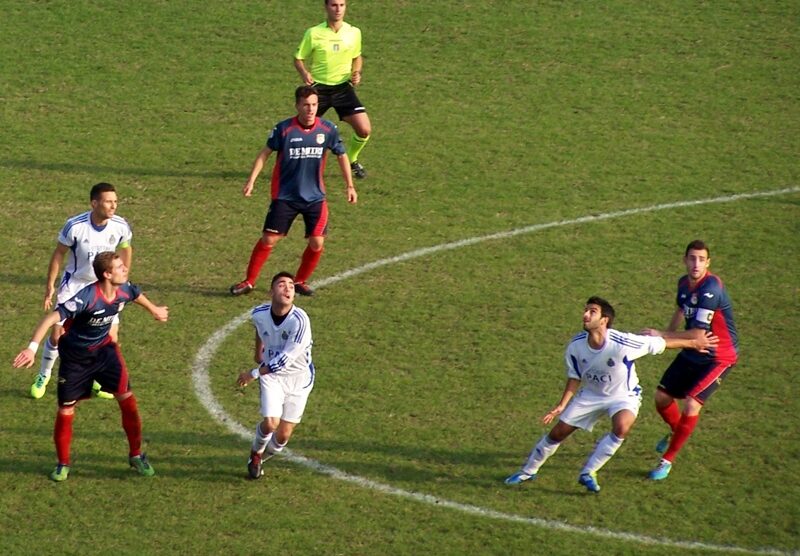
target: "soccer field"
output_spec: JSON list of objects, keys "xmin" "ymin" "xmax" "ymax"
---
[{"xmin": 1, "ymin": 2, "xmax": 799, "ymax": 555}]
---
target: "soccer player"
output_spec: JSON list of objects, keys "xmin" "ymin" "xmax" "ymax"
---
[
  {"xmin": 237, "ymin": 272, "xmax": 315, "ymax": 479},
  {"xmin": 294, "ymin": 0, "xmax": 372, "ymax": 179},
  {"xmin": 229, "ymin": 85, "xmax": 357, "ymax": 297},
  {"xmin": 30, "ymin": 182, "xmax": 133, "ymax": 400},
  {"xmin": 504, "ymin": 297, "xmax": 716, "ymax": 493},
  {"xmin": 642, "ymin": 240, "xmax": 739, "ymax": 481},
  {"xmin": 12, "ymin": 252, "xmax": 168, "ymax": 481}
]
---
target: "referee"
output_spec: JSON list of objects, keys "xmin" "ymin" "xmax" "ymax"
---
[{"xmin": 294, "ymin": 0, "xmax": 372, "ymax": 179}]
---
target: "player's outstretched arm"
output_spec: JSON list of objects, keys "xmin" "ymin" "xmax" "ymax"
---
[
  {"xmin": 243, "ymin": 147, "xmax": 273, "ymax": 197},
  {"xmin": 336, "ymin": 154, "xmax": 358, "ymax": 204},
  {"xmin": 43, "ymin": 243, "xmax": 69, "ymax": 311},
  {"xmin": 664, "ymin": 329, "xmax": 719, "ymax": 354},
  {"xmin": 13, "ymin": 311, "xmax": 63, "ymax": 368},
  {"xmin": 541, "ymin": 378, "xmax": 580, "ymax": 424},
  {"xmin": 134, "ymin": 294, "xmax": 169, "ymax": 322}
]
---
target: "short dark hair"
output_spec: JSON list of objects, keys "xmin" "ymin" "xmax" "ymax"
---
[
  {"xmin": 271, "ymin": 271, "xmax": 296, "ymax": 288},
  {"xmin": 685, "ymin": 239, "xmax": 710, "ymax": 257},
  {"xmin": 295, "ymin": 85, "xmax": 319, "ymax": 103},
  {"xmin": 93, "ymin": 251, "xmax": 119, "ymax": 281},
  {"xmin": 90, "ymin": 182, "xmax": 116, "ymax": 201},
  {"xmin": 586, "ymin": 296, "xmax": 615, "ymax": 328}
]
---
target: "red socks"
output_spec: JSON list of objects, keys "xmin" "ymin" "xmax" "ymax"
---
[
  {"xmin": 118, "ymin": 394, "xmax": 143, "ymax": 458},
  {"xmin": 54, "ymin": 411, "xmax": 74, "ymax": 466},
  {"xmin": 657, "ymin": 401, "xmax": 681, "ymax": 431},
  {"xmin": 663, "ymin": 414, "xmax": 699, "ymax": 463},
  {"xmin": 294, "ymin": 246, "xmax": 323, "ymax": 284},
  {"xmin": 246, "ymin": 240, "xmax": 273, "ymax": 286}
]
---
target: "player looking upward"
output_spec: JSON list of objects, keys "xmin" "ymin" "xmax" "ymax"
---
[
  {"xmin": 237, "ymin": 272, "xmax": 315, "ymax": 479},
  {"xmin": 12, "ymin": 252, "xmax": 169, "ymax": 481},
  {"xmin": 229, "ymin": 85, "xmax": 357, "ymax": 297},
  {"xmin": 294, "ymin": 0, "xmax": 372, "ymax": 179},
  {"xmin": 31, "ymin": 182, "xmax": 132, "ymax": 400},
  {"xmin": 642, "ymin": 240, "xmax": 739, "ymax": 481},
  {"xmin": 504, "ymin": 297, "xmax": 716, "ymax": 492}
]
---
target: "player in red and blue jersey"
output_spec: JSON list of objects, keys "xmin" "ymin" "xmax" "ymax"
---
[
  {"xmin": 230, "ymin": 85, "xmax": 358, "ymax": 298},
  {"xmin": 642, "ymin": 239, "xmax": 739, "ymax": 481},
  {"xmin": 13, "ymin": 252, "xmax": 168, "ymax": 481}
]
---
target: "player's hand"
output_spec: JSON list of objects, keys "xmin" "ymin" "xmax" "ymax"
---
[
  {"xmin": 346, "ymin": 185, "xmax": 358, "ymax": 204},
  {"xmin": 152, "ymin": 306, "xmax": 169, "ymax": 322},
  {"xmin": 695, "ymin": 331, "xmax": 719, "ymax": 354},
  {"xmin": 542, "ymin": 405, "xmax": 563, "ymax": 425},
  {"xmin": 243, "ymin": 181, "xmax": 255, "ymax": 197},
  {"xmin": 13, "ymin": 349, "xmax": 35, "ymax": 369},
  {"xmin": 237, "ymin": 370, "xmax": 256, "ymax": 387},
  {"xmin": 43, "ymin": 285, "xmax": 55, "ymax": 311},
  {"xmin": 351, "ymin": 70, "xmax": 361, "ymax": 86}
]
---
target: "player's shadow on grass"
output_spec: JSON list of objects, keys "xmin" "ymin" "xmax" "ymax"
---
[{"xmin": 0, "ymin": 159, "xmax": 241, "ymax": 180}]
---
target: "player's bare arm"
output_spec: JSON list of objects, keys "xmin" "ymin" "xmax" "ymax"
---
[
  {"xmin": 293, "ymin": 58, "xmax": 314, "ymax": 85},
  {"xmin": 43, "ymin": 243, "xmax": 70, "ymax": 311},
  {"xmin": 134, "ymin": 294, "xmax": 169, "ymax": 322},
  {"xmin": 542, "ymin": 378, "xmax": 581, "ymax": 424},
  {"xmin": 350, "ymin": 55, "xmax": 363, "ymax": 85},
  {"xmin": 336, "ymin": 154, "xmax": 358, "ymax": 204},
  {"xmin": 12, "ymin": 311, "xmax": 63, "ymax": 368},
  {"xmin": 243, "ymin": 147, "xmax": 274, "ymax": 197},
  {"xmin": 118, "ymin": 245, "xmax": 133, "ymax": 275}
]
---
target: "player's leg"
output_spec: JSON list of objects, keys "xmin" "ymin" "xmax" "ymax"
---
[
  {"xmin": 653, "ymin": 355, "xmax": 690, "ymax": 454},
  {"xmin": 294, "ymin": 202, "xmax": 328, "ymax": 296},
  {"xmin": 231, "ymin": 201, "xmax": 294, "ymax": 295},
  {"xmin": 51, "ymin": 405, "xmax": 75, "ymax": 481},
  {"xmin": 336, "ymin": 85, "xmax": 370, "ymax": 179},
  {"xmin": 265, "ymin": 379, "xmax": 311, "ymax": 458},
  {"xmin": 51, "ymin": 345, "xmax": 94, "ymax": 481},
  {"xmin": 505, "ymin": 420, "xmax": 577, "ymax": 485},
  {"xmin": 31, "ymin": 324, "xmax": 64, "ymax": 399},
  {"xmin": 248, "ymin": 376, "xmax": 285, "ymax": 479},
  {"xmin": 91, "ymin": 320, "xmax": 120, "ymax": 400},
  {"xmin": 578, "ymin": 405, "xmax": 638, "ymax": 492},
  {"xmin": 660, "ymin": 363, "xmax": 734, "ymax": 468}
]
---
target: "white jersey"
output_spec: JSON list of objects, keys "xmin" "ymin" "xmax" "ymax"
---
[
  {"xmin": 57, "ymin": 211, "xmax": 133, "ymax": 297},
  {"xmin": 252, "ymin": 303, "xmax": 314, "ymax": 380},
  {"xmin": 565, "ymin": 329, "xmax": 667, "ymax": 398}
]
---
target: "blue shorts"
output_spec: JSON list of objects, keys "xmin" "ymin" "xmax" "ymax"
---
[
  {"xmin": 658, "ymin": 352, "xmax": 735, "ymax": 404},
  {"xmin": 57, "ymin": 337, "xmax": 131, "ymax": 406},
  {"xmin": 264, "ymin": 199, "xmax": 328, "ymax": 237}
]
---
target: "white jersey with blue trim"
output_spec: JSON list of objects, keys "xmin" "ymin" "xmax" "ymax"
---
[
  {"xmin": 252, "ymin": 303, "xmax": 314, "ymax": 379},
  {"xmin": 564, "ymin": 329, "xmax": 667, "ymax": 398},
  {"xmin": 57, "ymin": 211, "xmax": 133, "ymax": 286}
]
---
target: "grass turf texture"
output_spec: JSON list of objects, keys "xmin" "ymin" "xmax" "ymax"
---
[{"xmin": 1, "ymin": 1, "xmax": 798, "ymax": 555}]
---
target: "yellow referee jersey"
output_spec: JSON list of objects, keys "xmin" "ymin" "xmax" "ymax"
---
[{"xmin": 295, "ymin": 21, "xmax": 362, "ymax": 86}]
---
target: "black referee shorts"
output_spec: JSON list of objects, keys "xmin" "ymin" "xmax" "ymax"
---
[{"xmin": 313, "ymin": 82, "xmax": 366, "ymax": 119}]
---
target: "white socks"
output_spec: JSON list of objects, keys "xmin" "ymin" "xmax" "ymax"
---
[
  {"xmin": 252, "ymin": 423, "xmax": 272, "ymax": 454},
  {"xmin": 581, "ymin": 433, "xmax": 624, "ymax": 475},
  {"xmin": 39, "ymin": 338, "xmax": 59, "ymax": 378},
  {"xmin": 520, "ymin": 434, "xmax": 562, "ymax": 475}
]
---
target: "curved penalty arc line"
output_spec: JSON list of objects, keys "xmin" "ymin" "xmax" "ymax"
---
[{"xmin": 192, "ymin": 186, "xmax": 799, "ymax": 556}]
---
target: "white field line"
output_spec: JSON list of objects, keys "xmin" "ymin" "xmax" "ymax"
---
[{"xmin": 192, "ymin": 187, "xmax": 799, "ymax": 556}]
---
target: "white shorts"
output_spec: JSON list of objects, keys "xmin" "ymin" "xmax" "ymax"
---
[
  {"xmin": 559, "ymin": 391, "xmax": 641, "ymax": 432},
  {"xmin": 258, "ymin": 371, "xmax": 314, "ymax": 423},
  {"xmin": 57, "ymin": 276, "xmax": 119, "ymax": 326}
]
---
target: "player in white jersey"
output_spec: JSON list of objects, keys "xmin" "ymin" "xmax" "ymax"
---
[
  {"xmin": 30, "ymin": 183, "xmax": 133, "ymax": 399},
  {"xmin": 237, "ymin": 272, "xmax": 315, "ymax": 479},
  {"xmin": 504, "ymin": 297, "xmax": 716, "ymax": 493}
]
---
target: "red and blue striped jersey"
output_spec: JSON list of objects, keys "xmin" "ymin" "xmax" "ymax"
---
[{"xmin": 676, "ymin": 272, "xmax": 738, "ymax": 364}]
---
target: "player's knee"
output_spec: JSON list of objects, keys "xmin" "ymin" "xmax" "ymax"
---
[
  {"xmin": 58, "ymin": 405, "xmax": 76, "ymax": 416},
  {"xmin": 654, "ymin": 388, "xmax": 672, "ymax": 407}
]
